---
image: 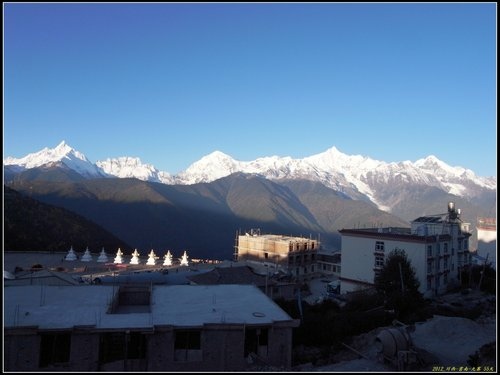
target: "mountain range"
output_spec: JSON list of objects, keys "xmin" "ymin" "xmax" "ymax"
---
[
  {"xmin": 5, "ymin": 141, "xmax": 496, "ymax": 205},
  {"xmin": 4, "ymin": 141, "xmax": 496, "ymax": 259}
]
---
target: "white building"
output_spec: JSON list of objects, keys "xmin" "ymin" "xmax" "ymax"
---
[{"xmin": 339, "ymin": 202, "xmax": 472, "ymax": 298}]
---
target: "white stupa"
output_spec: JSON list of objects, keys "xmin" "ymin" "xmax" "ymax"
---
[
  {"xmin": 130, "ymin": 249, "xmax": 140, "ymax": 265},
  {"xmin": 147, "ymin": 249, "xmax": 157, "ymax": 266},
  {"xmin": 163, "ymin": 250, "xmax": 173, "ymax": 266},
  {"xmin": 97, "ymin": 247, "xmax": 109, "ymax": 263},
  {"xmin": 180, "ymin": 251, "xmax": 189, "ymax": 266},
  {"xmin": 114, "ymin": 248, "xmax": 124, "ymax": 264},
  {"xmin": 81, "ymin": 247, "xmax": 93, "ymax": 262},
  {"xmin": 65, "ymin": 246, "xmax": 77, "ymax": 261}
]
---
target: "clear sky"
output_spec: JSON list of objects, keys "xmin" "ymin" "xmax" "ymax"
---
[{"xmin": 3, "ymin": 3, "xmax": 497, "ymax": 177}]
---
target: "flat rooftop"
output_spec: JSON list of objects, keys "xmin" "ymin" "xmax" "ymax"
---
[
  {"xmin": 4, "ymin": 284, "xmax": 297, "ymax": 330},
  {"xmin": 240, "ymin": 234, "xmax": 317, "ymax": 243}
]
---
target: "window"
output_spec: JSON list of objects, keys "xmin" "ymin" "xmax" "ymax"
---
[
  {"xmin": 444, "ymin": 273, "xmax": 448, "ymax": 284},
  {"xmin": 436, "ymin": 243, "xmax": 440, "ymax": 255},
  {"xmin": 444, "ymin": 243, "xmax": 448, "ymax": 254},
  {"xmin": 99, "ymin": 332, "xmax": 147, "ymax": 365},
  {"xmin": 427, "ymin": 278, "xmax": 432, "ymax": 291},
  {"xmin": 174, "ymin": 330, "xmax": 202, "ymax": 362},
  {"xmin": 375, "ymin": 241, "xmax": 385, "ymax": 253},
  {"xmin": 463, "ymin": 239, "xmax": 468, "ymax": 250},
  {"xmin": 444, "ymin": 259, "xmax": 448, "ymax": 270},
  {"xmin": 451, "ymin": 247, "xmax": 455, "ymax": 256},
  {"xmin": 128, "ymin": 333, "xmax": 147, "ymax": 359},
  {"xmin": 375, "ymin": 255, "xmax": 384, "ymax": 268},
  {"xmin": 436, "ymin": 259, "xmax": 440, "ymax": 271},
  {"xmin": 264, "ymin": 252, "xmax": 268, "ymax": 259},
  {"xmin": 245, "ymin": 327, "xmax": 269, "ymax": 358},
  {"xmin": 427, "ymin": 261, "xmax": 433, "ymax": 274},
  {"xmin": 39, "ymin": 332, "xmax": 71, "ymax": 368},
  {"xmin": 427, "ymin": 245, "xmax": 433, "ymax": 257}
]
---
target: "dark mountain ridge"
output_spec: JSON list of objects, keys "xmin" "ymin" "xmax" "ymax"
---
[
  {"xmin": 4, "ymin": 186, "xmax": 132, "ymax": 253},
  {"xmin": 5, "ymin": 171, "xmax": 410, "ymax": 259}
]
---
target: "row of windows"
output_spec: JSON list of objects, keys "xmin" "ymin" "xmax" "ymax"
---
[
  {"xmin": 295, "ymin": 265, "xmax": 315, "ymax": 275},
  {"xmin": 288, "ymin": 242, "xmax": 316, "ymax": 251},
  {"xmin": 426, "ymin": 273, "xmax": 449, "ymax": 291},
  {"xmin": 427, "ymin": 243, "xmax": 455, "ymax": 257},
  {"xmin": 320, "ymin": 263, "xmax": 341, "ymax": 273},
  {"xmin": 287, "ymin": 253, "xmax": 316, "ymax": 264},
  {"xmin": 427, "ymin": 259, "xmax": 454, "ymax": 274},
  {"xmin": 39, "ymin": 328, "xmax": 270, "ymax": 368}
]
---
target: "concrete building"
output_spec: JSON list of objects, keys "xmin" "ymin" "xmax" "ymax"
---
[
  {"xmin": 316, "ymin": 250, "xmax": 341, "ymax": 278},
  {"xmin": 339, "ymin": 202, "xmax": 472, "ymax": 298},
  {"xmin": 235, "ymin": 229, "xmax": 319, "ymax": 280},
  {"xmin": 4, "ymin": 284, "xmax": 299, "ymax": 372}
]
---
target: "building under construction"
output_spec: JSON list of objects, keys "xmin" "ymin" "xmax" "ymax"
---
[{"xmin": 234, "ymin": 229, "xmax": 319, "ymax": 280}]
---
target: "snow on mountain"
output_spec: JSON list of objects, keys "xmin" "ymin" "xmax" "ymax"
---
[
  {"xmin": 4, "ymin": 141, "xmax": 104, "ymax": 178},
  {"xmin": 4, "ymin": 141, "xmax": 496, "ymax": 211},
  {"xmin": 172, "ymin": 146, "xmax": 496, "ymax": 210},
  {"xmin": 96, "ymin": 157, "xmax": 172, "ymax": 184},
  {"xmin": 174, "ymin": 151, "xmax": 241, "ymax": 184}
]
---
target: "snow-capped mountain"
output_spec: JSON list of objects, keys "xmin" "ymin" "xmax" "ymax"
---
[
  {"xmin": 175, "ymin": 151, "xmax": 241, "ymax": 184},
  {"xmin": 172, "ymin": 145, "xmax": 496, "ymax": 203},
  {"xmin": 96, "ymin": 157, "xmax": 172, "ymax": 184},
  {"xmin": 4, "ymin": 141, "xmax": 104, "ymax": 178},
  {"xmin": 4, "ymin": 141, "xmax": 496, "ymax": 213}
]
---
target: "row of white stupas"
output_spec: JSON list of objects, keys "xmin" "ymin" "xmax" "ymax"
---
[{"xmin": 64, "ymin": 246, "xmax": 189, "ymax": 266}]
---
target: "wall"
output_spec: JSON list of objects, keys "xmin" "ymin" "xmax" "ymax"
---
[
  {"xmin": 4, "ymin": 323, "xmax": 295, "ymax": 372},
  {"xmin": 340, "ymin": 233, "xmax": 463, "ymax": 298}
]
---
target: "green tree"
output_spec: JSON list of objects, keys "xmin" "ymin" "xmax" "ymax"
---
[{"xmin": 375, "ymin": 248, "xmax": 424, "ymax": 319}]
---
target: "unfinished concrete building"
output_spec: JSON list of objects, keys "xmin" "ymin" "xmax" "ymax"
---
[
  {"xmin": 235, "ymin": 229, "xmax": 320, "ymax": 280},
  {"xmin": 4, "ymin": 284, "xmax": 299, "ymax": 371}
]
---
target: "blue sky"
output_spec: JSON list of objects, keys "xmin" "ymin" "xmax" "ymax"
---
[{"xmin": 4, "ymin": 3, "xmax": 497, "ymax": 177}]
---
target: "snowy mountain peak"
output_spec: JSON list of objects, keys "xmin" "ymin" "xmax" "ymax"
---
[
  {"xmin": 96, "ymin": 157, "xmax": 172, "ymax": 183},
  {"xmin": 415, "ymin": 155, "xmax": 448, "ymax": 169},
  {"xmin": 54, "ymin": 140, "xmax": 70, "ymax": 152},
  {"xmin": 4, "ymin": 141, "xmax": 104, "ymax": 178},
  {"xmin": 176, "ymin": 150, "xmax": 239, "ymax": 184},
  {"xmin": 200, "ymin": 150, "xmax": 235, "ymax": 163},
  {"xmin": 415, "ymin": 155, "xmax": 471, "ymax": 177},
  {"xmin": 4, "ymin": 142, "xmax": 496, "ymax": 210}
]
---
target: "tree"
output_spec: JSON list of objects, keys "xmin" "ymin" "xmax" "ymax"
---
[{"xmin": 375, "ymin": 248, "xmax": 424, "ymax": 319}]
